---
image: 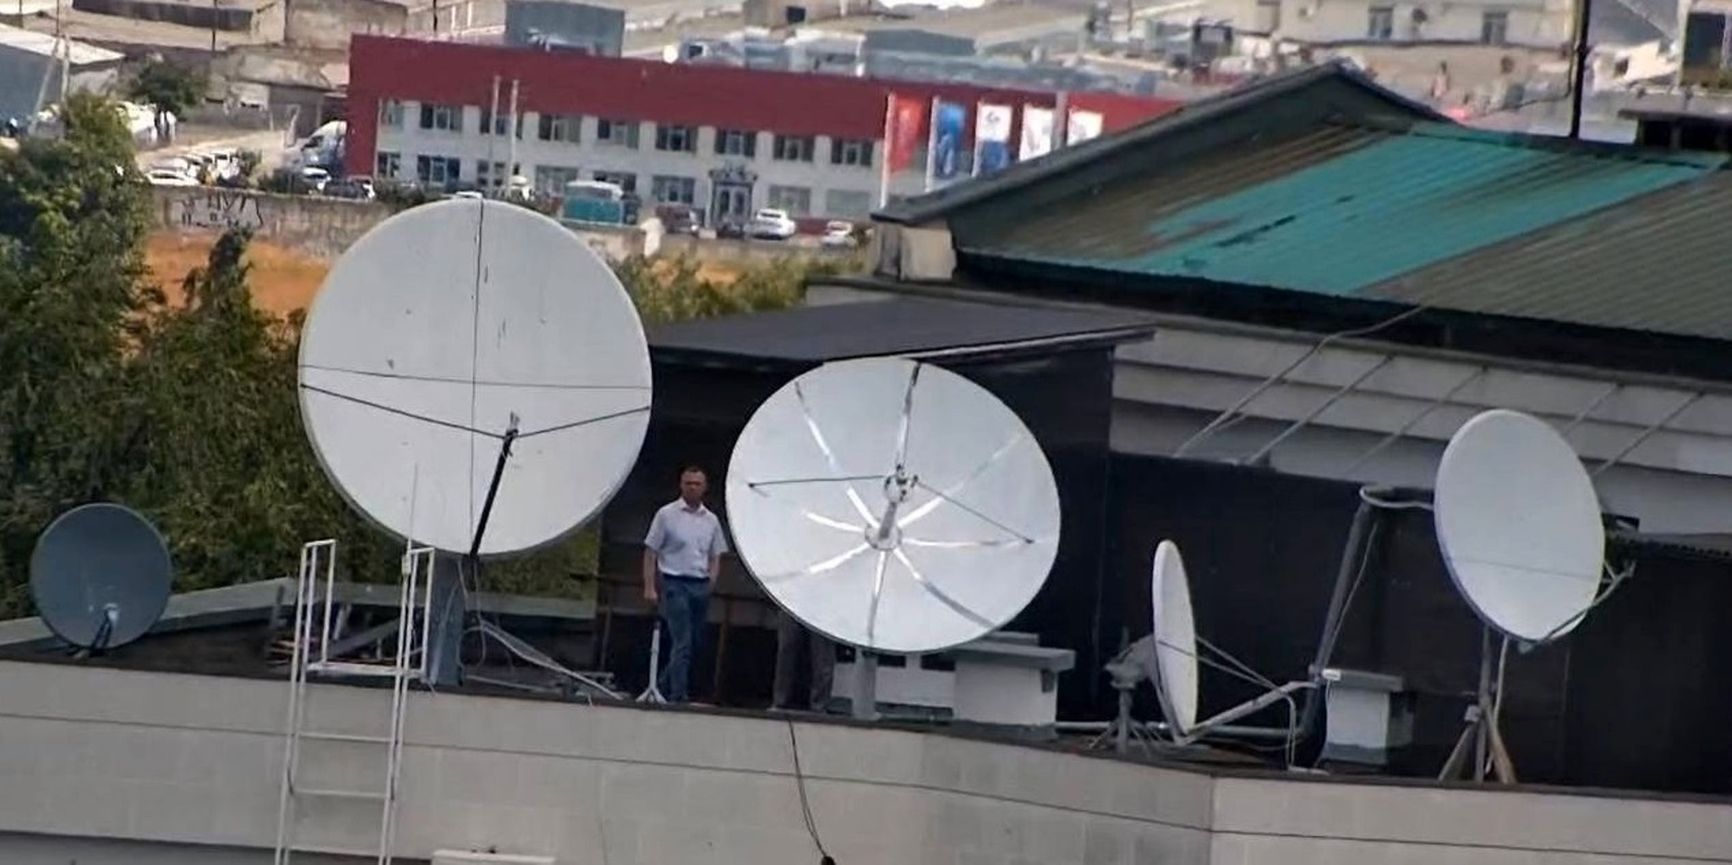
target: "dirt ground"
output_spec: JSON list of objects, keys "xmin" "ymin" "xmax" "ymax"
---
[
  {"xmin": 147, "ymin": 231, "xmax": 754, "ymax": 316},
  {"xmin": 147, "ymin": 231, "xmax": 332, "ymax": 317}
]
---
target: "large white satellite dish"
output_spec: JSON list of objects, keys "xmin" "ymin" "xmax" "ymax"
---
[
  {"xmin": 298, "ymin": 199, "xmax": 651, "ymax": 556},
  {"xmin": 1434, "ymin": 409, "xmax": 1604, "ymax": 644},
  {"xmin": 726, "ymin": 357, "xmax": 1060, "ymax": 655},
  {"xmin": 1151, "ymin": 540, "xmax": 1199, "ymax": 734}
]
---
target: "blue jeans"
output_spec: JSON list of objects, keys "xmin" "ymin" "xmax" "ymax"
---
[{"xmin": 657, "ymin": 575, "xmax": 710, "ymax": 702}]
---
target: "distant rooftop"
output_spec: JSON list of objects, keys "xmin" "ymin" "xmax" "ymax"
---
[
  {"xmin": 647, "ymin": 295, "xmax": 1156, "ymax": 369},
  {"xmin": 0, "ymin": 22, "xmax": 123, "ymax": 64}
]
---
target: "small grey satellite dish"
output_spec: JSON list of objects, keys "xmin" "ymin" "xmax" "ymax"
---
[
  {"xmin": 726, "ymin": 357, "xmax": 1061, "ymax": 655},
  {"xmin": 297, "ymin": 198, "xmax": 652, "ymax": 557},
  {"xmin": 30, "ymin": 503, "xmax": 173, "ymax": 650}
]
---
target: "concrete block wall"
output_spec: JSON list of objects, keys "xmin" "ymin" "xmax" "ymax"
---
[
  {"xmin": 153, "ymin": 187, "xmax": 392, "ymax": 259},
  {"xmin": 0, "ymin": 660, "xmax": 1727, "ymax": 864}
]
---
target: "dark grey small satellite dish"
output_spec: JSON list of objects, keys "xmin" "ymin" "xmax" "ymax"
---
[{"xmin": 30, "ymin": 503, "xmax": 173, "ymax": 651}]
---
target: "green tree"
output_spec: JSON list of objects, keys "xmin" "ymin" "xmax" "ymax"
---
[
  {"xmin": 0, "ymin": 93, "xmax": 152, "ymax": 614},
  {"xmin": 128, "ymin": 59, "xmax": 203, "ymax": 143}
]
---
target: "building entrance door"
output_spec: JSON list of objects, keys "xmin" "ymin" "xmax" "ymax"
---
[{"xmin": 708, "ymin": 163, "xmax": 757, "ymax": 229}]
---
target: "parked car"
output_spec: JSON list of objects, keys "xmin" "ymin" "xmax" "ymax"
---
[
  {"xmin": 715, "ymin": 219, "xmax": 747, "ymax": 239},
  {"xmin": 820, "ymin": 220, "xmax": 858, "ymax": 248},
  {"xmin": 145, "ymin": 167, "xmax": 198, "ymax": 187},
  {"xmin": 323, "ymin": 177, "xmax": 376, "ymax": 200},
  {"xmin": 655, "ymin": 203, "xmax": 703, "ymax": 235},
  {"xmin": 748, "ymin": 207, "xmax": 797, "ymax": 240},
  {"xmin": 298, "ymin": 166, "xmax": 331, "ymax": 193}
]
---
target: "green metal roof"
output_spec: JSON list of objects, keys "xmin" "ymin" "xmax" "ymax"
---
[{"xmin": 969, "ymin": 122, "xmax": 1726, "ymax": 302}]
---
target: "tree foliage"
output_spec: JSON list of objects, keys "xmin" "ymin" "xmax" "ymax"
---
[
  {"xmin": 128, "ymin": 59, "xmax": 204, "ymax": 139},
  {"xmin": 0, "ymin": 104, "xmax": 827, "ymax": 617}
]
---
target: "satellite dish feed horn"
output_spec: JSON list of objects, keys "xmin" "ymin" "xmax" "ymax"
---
[
  {"xmin": 1431, "ymin": 409, "xmax": 1613, "ymax": 784},
  {"xmin": 726, "ymin": 357, "xmax": 1062, "ymax": 719}
]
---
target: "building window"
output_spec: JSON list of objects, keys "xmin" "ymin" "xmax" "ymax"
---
[
  {"xmin": 534, "ymin": 165, "xmax": 582, "ymax": 194},
  {"xmin": 651, "ymin": 175, "xmax": 696, "ymax": 204},
  {"xmin": 593, "ymin": 170, "xmax": 637, "ymax": 193},
  {"xmin": 1480, "ymin": 10, "xmax": 1508, "ymax": 44},
  {"xmin": 597, "ymin": 119, "xmax": 639, "ymax": 148},
  {"xmin": 829, "ymin": 138, "xmax": 873, "ymax": 167},
  {"xmin": 378, "ymin": 99, "xmax": 404, "ymax": 129},
  {"xmin": 1367, "ymin": 6, "xmax": 1393, "ymax": 39},
  {"xmin": 478, "ymin": 108, "xmax": 523, "ymax": 137},
  {"xmin": 416, "ymin": 154, "xmax": 461, "ymax": 186},
  {"xmin": 538, "ymin": 113, "xmax": 581, "ymax": 143},
  {"xmin": 767, "ymin": 184, "xmax": 811, "ymax": 215},
  {"xmin": 418, "ymin": 103, "xmax": 461, "ymax": 132},
  {"xmin": 714, "ymin": 128, "xmax": 757, "ymax": 157},
  {"xmin": 376, "ymin": 151, "xmax": 401, "ymax": 178},
  {"xmin": 773, "ymin": 134, "xmax": 815, "ymax": 162},
  {"xmin": 655, "ymin": 124, "xmax": 697, "ymax": 153},
  {"xmin": 824, "ymin": 189, "xmax": 871, "ymax": 219},
  {"xmin": 476, "ymin": 160, "xmax": 520, "ymax": 189}
]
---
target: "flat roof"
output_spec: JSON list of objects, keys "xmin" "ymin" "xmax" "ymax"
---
[
  {"xmin": 646, "ymin": 295, "xmax": 1157, "ymax": 369},
  {"xmin": 0, "ymin": 22, "xmax": 123, "ymax": 64}
]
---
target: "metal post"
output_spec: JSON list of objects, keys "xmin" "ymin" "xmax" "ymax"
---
[
  {"xmin": 1473, "ymin": 626, "xmax": 1492, "ymax": 782},
  {"xmin": 506, "ymin": 78, "xmax": 519, "ymax": 196},
  {"xmin": 1567, "ymin": 0, "xmax": 1593, "ymax": 139},
  {"xmin": 851, "ymin": 653, "xmax": 878, "ymax": 720}
]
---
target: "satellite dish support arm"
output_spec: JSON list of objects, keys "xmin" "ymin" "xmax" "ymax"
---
[
  {"xmin": 1177, "ymin": 679, "xmax": 1314, "ymax": 746},
  {"xmin": 466, "ymin": 416, "xmax": 521, "ymax": 562}
]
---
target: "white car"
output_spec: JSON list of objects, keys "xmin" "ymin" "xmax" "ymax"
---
[
  {"xmin": 748, "ymin": 208, "xmax": 797, "ymax": 240},
  {"xmin": 820, "ymin": 220, "xmax": 858, "ymax": 248},
  {"xmin": 145, "ymin": 168, "xmax": 198, "ymax": 187}
]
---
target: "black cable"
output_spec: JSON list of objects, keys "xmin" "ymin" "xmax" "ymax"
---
[
  {"xmin": 785, "ymin": 717, "xmax": 833, "ymax": 864},
  {"xmin": 299, "ymin": 384, "xmax": 504, "ymax": 438},
  {"xmin": 516, "ymin": 404, "xmax": 651, "ymax": 439}
]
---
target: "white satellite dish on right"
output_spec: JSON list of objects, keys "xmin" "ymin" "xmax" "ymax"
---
[
  {"xmin": 1434, "ymin": 409, "xmax": 1605, "ymax": 644},
  {"xmin": 1431, "ymin": 408, "xmax": 1608, "ymax": 783},
  {"xmin": 726, "ymin": 357, "xmax": 1061, "ymax": 656}
]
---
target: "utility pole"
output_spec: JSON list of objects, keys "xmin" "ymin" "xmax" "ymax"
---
[
  {"xmin": 1567, "ymin": 0, "xmax": 1593, "ymax": 139},
  {"xmin": 210, "ymin": 0, "xmax": 217, "ymax": 51}
]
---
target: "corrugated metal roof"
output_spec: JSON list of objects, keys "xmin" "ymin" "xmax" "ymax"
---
[
  {"xmin": 969, "ymin": 121, "xmax": 1725, "ymax": 302},
  {"xmin": 1368, "ymin": 171, "xmax": 1732, "ymax": 341}
]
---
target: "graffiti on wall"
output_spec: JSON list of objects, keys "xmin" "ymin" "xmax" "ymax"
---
[{"xmin": 168, "ymin": 189, "xmax": 266, "ymax": 232}]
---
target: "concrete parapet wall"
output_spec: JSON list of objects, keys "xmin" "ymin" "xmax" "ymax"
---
[{"xmin": 0, "ymin": 661, "xmax": 1726, "ymax": 864}]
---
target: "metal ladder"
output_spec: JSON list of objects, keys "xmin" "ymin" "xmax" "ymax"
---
[{"xmin": 274, "ymin": 539, "xmax": 434, "ymax": 864}]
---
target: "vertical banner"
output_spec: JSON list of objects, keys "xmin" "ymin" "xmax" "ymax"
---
[
  {"xmin": 1019, "ymin": 105, "xmax": 1055, "ymax": 161},
  {"xmin": 1067, "ymin": 109, "xmax": 1105, "ymax": 145},
  {"xmin": 973, "ymin": 102, "xmax": 1012, "ymax": 176},
  {"xmin": 929, "ymin": 98, "xmax": 967, "ymax": 187},
  {"xmin": 881, "ymin": 92, "xmax": 927, "ymax": 205}
]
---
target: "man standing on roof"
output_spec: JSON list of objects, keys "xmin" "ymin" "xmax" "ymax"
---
[{"xmin": 642, "ymin": 465, "xmax": 729, "ymax": 703}]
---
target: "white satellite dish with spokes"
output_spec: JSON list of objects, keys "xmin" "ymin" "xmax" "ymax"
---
[
  {"xmin": 1431, "ymin": 408, "xmax": 1611, "ymax": 783},
  {"xmin": 1434, "ymin": 409, "xmax": 1605, "ymax": 643},
  {"xmin": 1147, "ymin": 539, "xmax": 1314, "ymax": 750},
  {"xmin": 726, "ymin": 357, "xmax": 1061, "ymax": 656},
  {"xmin": 297, "ymin": 198, "xmax": 652, "ymax": 557}
]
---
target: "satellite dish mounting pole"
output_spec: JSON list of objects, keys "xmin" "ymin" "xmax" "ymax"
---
[{"xmin": 1438, "ymin": 627, "xmax": 1517, "ymax": 783}]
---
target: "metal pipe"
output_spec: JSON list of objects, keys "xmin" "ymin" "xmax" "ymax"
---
[
  {"xmin": 1294, "ymin": 494, "xmax": 1378, "ymax": 741},
  {"xmin": 1052, "ymin": 720, "xmax": 1299, "ymax": 741}
]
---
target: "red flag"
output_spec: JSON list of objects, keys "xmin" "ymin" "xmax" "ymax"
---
[{"xmin": 884, "ymin": 93, "xmax": 927, "ymax": 173}]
